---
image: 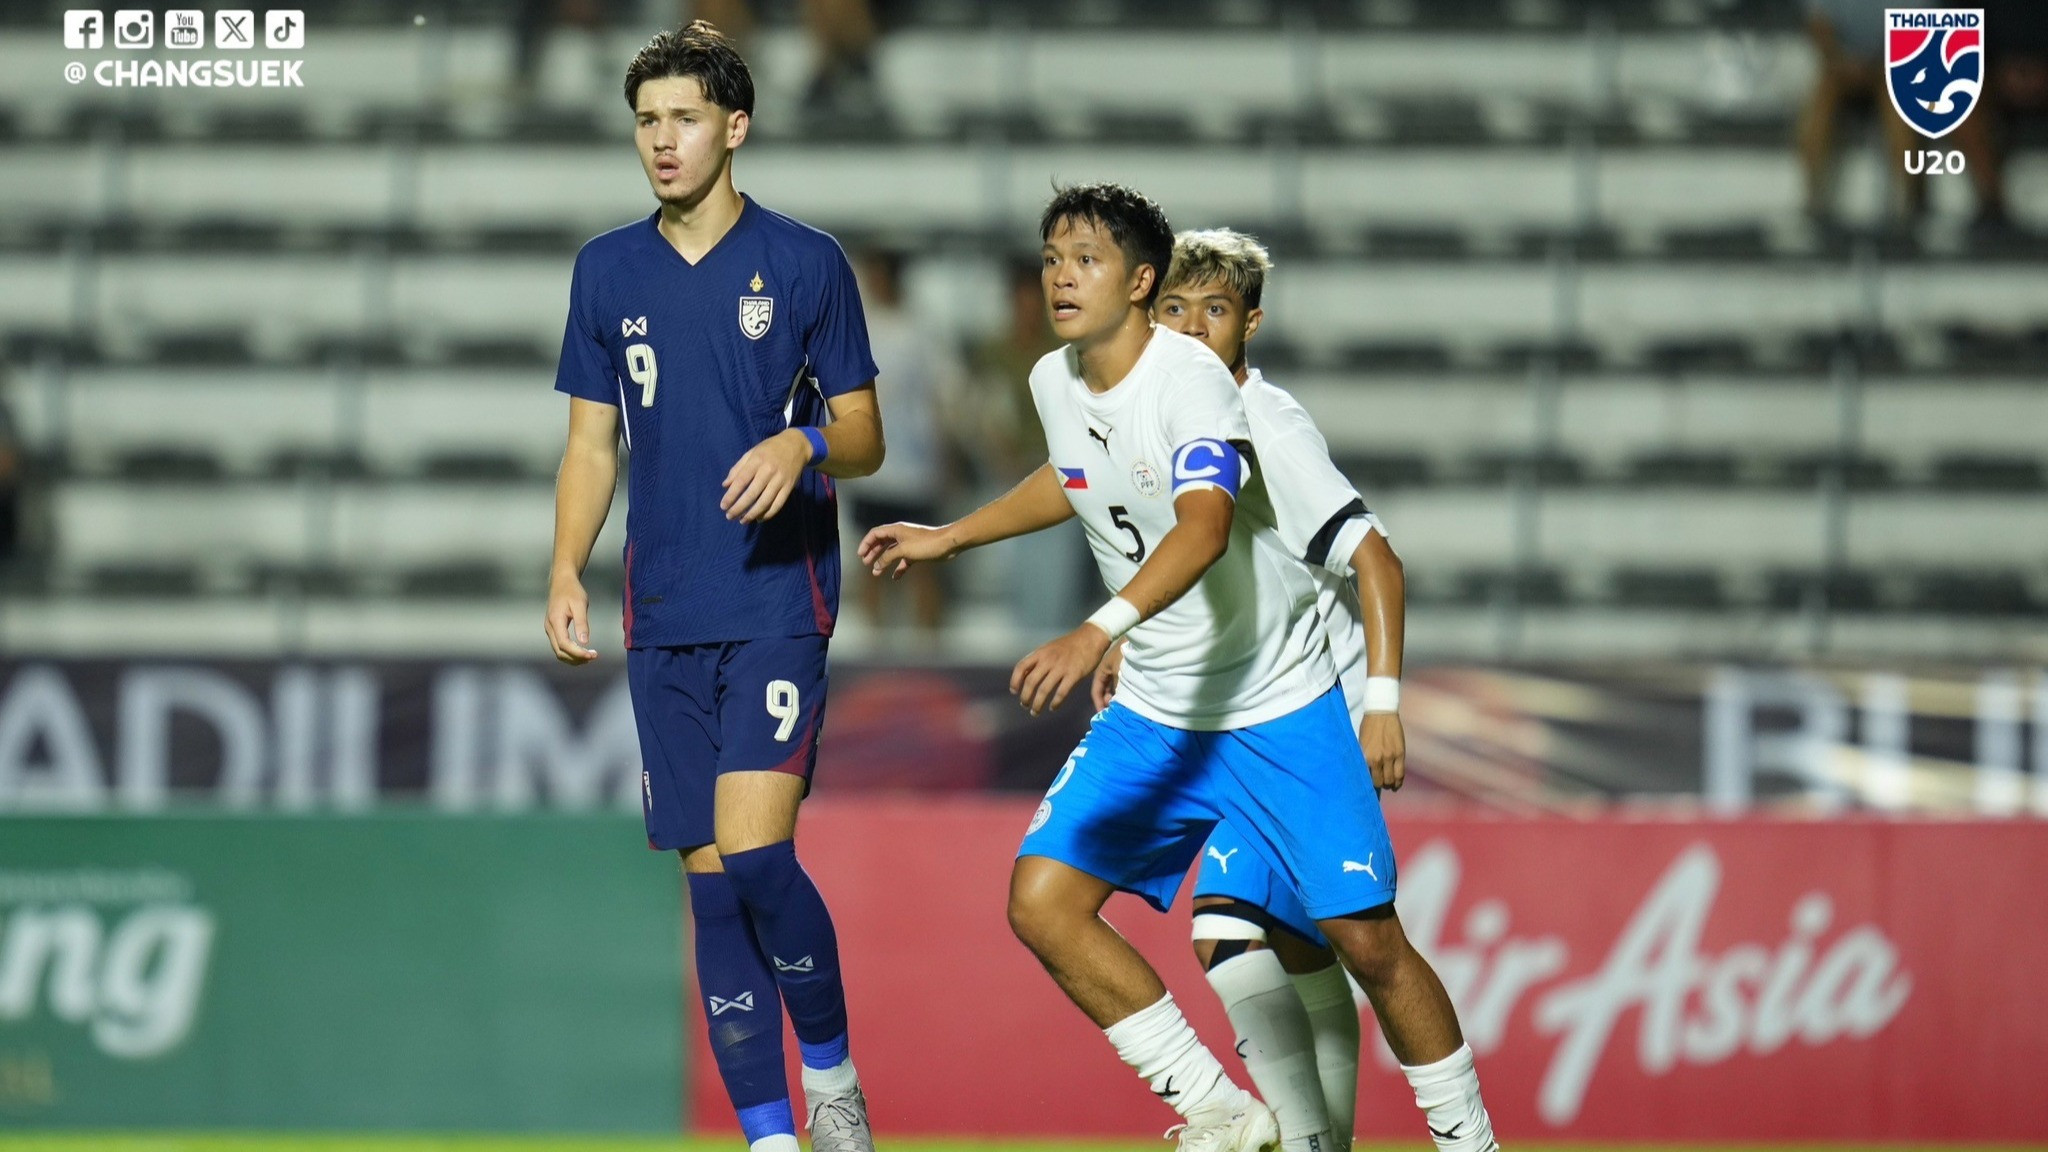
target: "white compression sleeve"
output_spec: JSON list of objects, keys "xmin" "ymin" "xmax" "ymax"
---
[
  {"xmin": 1291, "ymin": 964, "xmax": 1361, "ymax": 1152},
  {"xmin": 1207, "ymin": 951, "xmax": 1333, "ymax": 1152}
]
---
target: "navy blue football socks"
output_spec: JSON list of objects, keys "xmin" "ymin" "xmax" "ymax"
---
[
  {"xmin": 687, "ymin": 870, "xmax": 795, "ymax": 1140},
  {"xmin": 722, "ymin": 839, "xmax": 851, "ymax": 1068}
]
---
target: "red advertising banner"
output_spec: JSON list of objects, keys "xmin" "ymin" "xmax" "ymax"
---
[{"xmin": 690, "ymin": 798, "xmax": 2048, "ymax": 1142}]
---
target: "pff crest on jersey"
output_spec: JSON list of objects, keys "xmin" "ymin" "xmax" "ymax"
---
[
  {"xmin": 1885, "ymin": 9, "xmax": 1984, "ymax": 140},
  {"xmin": 1130, "ymin": 459, "xmax": 1163, "ymax": 498}
]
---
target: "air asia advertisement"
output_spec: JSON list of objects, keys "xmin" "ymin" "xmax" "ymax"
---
[{"xmin": 703, "ymin": 799, "xmax": 2047, "ymax": 1142}]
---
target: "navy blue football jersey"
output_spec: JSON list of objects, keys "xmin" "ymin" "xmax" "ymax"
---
[{"xmin": 554, "ymin": 196, "xmax": 879, "ymax": 647}]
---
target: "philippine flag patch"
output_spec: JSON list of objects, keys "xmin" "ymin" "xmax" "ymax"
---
[{"xmin": 1058, "ymin": 467, "xmax": 1089, "ymax": 490}]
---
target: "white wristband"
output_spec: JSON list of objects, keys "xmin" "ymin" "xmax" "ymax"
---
[
  {"xmin": 1084, "ymin": 597, "xmax": 1142, "ymax": 642},
  {"xmin": 1362, "ymin": 676, "xmax": 1400, "ymax": 714}
]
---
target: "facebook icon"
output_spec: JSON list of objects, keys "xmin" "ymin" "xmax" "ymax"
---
[{"xmin": 63, "ymin": 10, "xmax": 103, "ymax": 49}]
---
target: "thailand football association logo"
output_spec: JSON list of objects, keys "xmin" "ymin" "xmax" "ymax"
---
[
  {"xmin": 739, "ymin": 295, "xmax": 773, "ymax": 339},
  {"xmin": 1885, "ymin": 9, "xmax": 1984, "ymax": 140},
  {"xmin": 740, "ymin": 270, "xmax": 773, "ymax": 340}
]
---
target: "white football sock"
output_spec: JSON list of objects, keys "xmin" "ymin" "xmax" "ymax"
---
[
  {"xmin": 1208, "ymin": 951, "xmax": 1334, "ymax": 1152},
  {"xmin": 1401, "ymin": 1043, "xmax": 1496, "ymax": 1152},
  {"xmin": 1104, "ymin": 993, "xmax": 1243, "ymax": 1121},
  {"xmin": 1291, "ymin": 964, "xmax": 1361, "ymax": 1152},
  {"xmin": 749, "ymin": 1136, "xmax": 800, "ymax": 1152},
  {"xmin": 800, "ymin": 1056, "xmax": 860, "ymax": 1102}
]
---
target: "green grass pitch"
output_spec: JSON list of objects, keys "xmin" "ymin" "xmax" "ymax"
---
[{"xmin": 4, "ymin": 1131, "xmax": 2031, "ymax": 1139}]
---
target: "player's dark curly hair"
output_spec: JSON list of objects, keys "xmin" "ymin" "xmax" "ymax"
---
[
  {"xmin": 1039, "ymin": 183, "xmax": 1175, "ymax": 306},
  {"xmin": 624, "ymin": 20, "xmax": 754, "ymax": 115}
]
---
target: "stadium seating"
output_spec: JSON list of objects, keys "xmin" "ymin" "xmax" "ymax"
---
[{"xmin": 0, "ymin": 4, "xmax": 2042, "ymax": 658}]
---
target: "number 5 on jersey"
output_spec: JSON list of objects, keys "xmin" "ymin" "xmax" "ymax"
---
[
  {"xmin": 626, "ymin": 342, "xmax": 658, "ymax": 407},
  {"xmin": 1108, "ymin": 505, "xmax": 1146, "ymax": 563}
]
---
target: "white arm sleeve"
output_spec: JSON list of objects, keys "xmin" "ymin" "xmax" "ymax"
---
[
  {"xmin": 1255, "ymin": 427, "xmax": 1387, "ymax": 575},
  {"xmin": 1321, "ymin": 511, "xmax": 1388, "ymax": 580}
]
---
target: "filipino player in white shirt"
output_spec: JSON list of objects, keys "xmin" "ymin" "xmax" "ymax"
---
[{"xmin": 859, "ymin": 189, "xmax": 1498, "ymax": 1152}]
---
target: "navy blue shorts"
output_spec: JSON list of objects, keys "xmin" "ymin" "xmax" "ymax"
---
[{"xmin": 627, "ymin": 636, "xmax": 830, "ymax": 851}]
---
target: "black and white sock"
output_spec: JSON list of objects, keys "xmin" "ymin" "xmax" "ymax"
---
[{"xmin": 1105, "ymin": 993, "xmax": 1244, "ymax": 1121}]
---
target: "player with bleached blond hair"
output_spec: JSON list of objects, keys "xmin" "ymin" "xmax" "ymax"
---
[{"xmin": 1096, "ymin": 227, "xmax": 1488, "ymax": 1152}]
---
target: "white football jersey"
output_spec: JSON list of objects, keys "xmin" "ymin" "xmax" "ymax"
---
[
  {"xmin": 1239, "ymin": 368, "xmax": 1389, "ymax": 728},
  {"xmin": 1029, "ymin": 328, "xmax": 1336, "ymax": 731}
]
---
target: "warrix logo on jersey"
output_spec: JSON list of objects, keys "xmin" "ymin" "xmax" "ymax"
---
[{"xmin": 1885, "ymin": 9, "xmax": 1984, "ymax": 139}]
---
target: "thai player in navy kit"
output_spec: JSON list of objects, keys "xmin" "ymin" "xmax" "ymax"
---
[{"xmin": 544, "ymin": 24, "xmax": 883, "ymax": 1152}]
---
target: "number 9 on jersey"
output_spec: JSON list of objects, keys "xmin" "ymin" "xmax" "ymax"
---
[{"xmin": 626, "ymin": 342, "xmax": 658, "ymax": 407}]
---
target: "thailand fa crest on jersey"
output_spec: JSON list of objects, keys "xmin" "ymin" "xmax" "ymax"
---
[
  {"xmin": 740, "ymin": 270, "xmax": 774, "ymax": 340},
  {"xmin": 1885, "ymin": 9, "xmax": 1984, "ymax": 140}
]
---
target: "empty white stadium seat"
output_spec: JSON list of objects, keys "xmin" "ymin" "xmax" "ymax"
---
[
  {"xmin": 60, "ymin": 369, "xmax": 345, "ymax": 472},
  {"xmin": 384, "ymin": 258, "xmax": 568, "ymax": 345},
  {"xmin": 330, "ymin": 484, "xmax": 556, "ymax": 568},
  {"xmin": 359, "ymin": 372, "xmax": 568, "ymax": 473},
  {"xmin": 1289, "ymin": 376, "xmax": 1539, "ymax": 458},
  {"xmin": 0, "ymin": 149, "xmax": 105, "ymax": 218},
  {"xmin": 0, "ymin": 257, "xmax": 76, "ymax": 331},
  {"xmin": 1847, "ymin": 496, "xmax": 2048, "ymax": 568},
  {"xmin": 130, "ymin": 147, "xmax": 399, "ymax": 225},
  {"xmin": 55, "ymin": 483, "xmax": 313, "ymax": 568},
  {"xmin": 91, "ymin": 256, "xmax": 366, "ymax": 356},
  {"xmin": 1537, "ymin": 491, "xmax": 1827, "ymax": 569},
  {"xmin": 1363, "ymin": 490, "xmax": 1519, "ymax": 570},
  {"xmin": 1551, "ymin": 377, "xmax": 1839, "ymax": 467},
  {"xmin": 1862, "ymin": 385, "xmax": 2048, "ymax": 472}
]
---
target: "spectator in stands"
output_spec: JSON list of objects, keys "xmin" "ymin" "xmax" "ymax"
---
[
  {"xmin": 964, "ymin": 260, "xmax": 1090, "ymax": 636},
  {"xmin": 1951, "ymin": 1, "xmax": 2048, "ymax": 231},
  {"xmin": 513, "ymin": 0, "xmax": 623, "ymax": 99},
  {"xmin": 965, "ymin": 261, "xmax": 1057, "ymax": 487},
  {"xmin": 846, "ymin": 249, "xmax": 962, "ymax": 643},
  {"xmin": 1799, "ymin": 0, "xmax": 1924, "ymax": 223},
  {"xmin": 517, "ymin": 0, "xmax": 877, "ymax": 103},
  {"xmin": 682, "ymin": 0, "xmax": 883, "ymax": 121},
  {"xmin": 798, "ymin": 0, "xmax": 883, "ymax": 121},
  {"xmin": 691, "ymin": 0, "xmax": 756, "ymax": 49}
]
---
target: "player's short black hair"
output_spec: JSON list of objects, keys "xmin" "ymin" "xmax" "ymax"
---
[
  {"xmin": 624, "ymin": 20, "xmax": 754, "ymax": 115},
  {"xmin": 1039, "ymin": 183, "xmax": 1175, "ymax": 306}
]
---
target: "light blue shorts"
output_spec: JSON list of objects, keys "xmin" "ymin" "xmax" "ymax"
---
[
  {"xmin": 1194, "ymin": 820, "xmax": 1330, "ymax": 947},
  {"xmin": 1017, "ymin": 686, "xmax": 1396, "ymax": 924}
]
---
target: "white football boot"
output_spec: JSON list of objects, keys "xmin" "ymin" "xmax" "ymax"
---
[{"xmin": 1166, "ymin": 1089, "xmax": 1281, "ymax": 1152}]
